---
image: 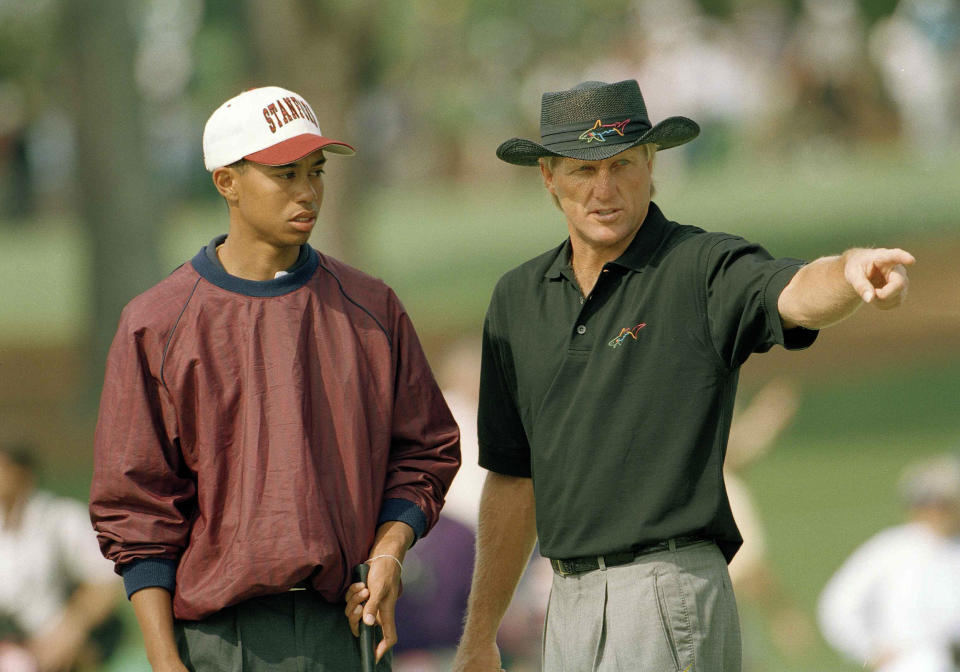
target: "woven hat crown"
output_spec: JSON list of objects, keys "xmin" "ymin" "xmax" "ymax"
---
[{"xmin": 540, "ymin": 80, "xmax": 649, "ymax": 127}]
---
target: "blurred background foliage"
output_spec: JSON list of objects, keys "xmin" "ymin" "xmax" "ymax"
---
[{"xmin": 0, "ymin": 0, "xmax": 958, "ymax": 670}]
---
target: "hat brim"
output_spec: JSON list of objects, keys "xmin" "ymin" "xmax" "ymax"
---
[
  {"xmin": 496, "ymin": 116, "xmax": 699, "ymax": 166},
  {"xmin": 244, "ymin": 133, "xmax": 355, "ymax": 166}
]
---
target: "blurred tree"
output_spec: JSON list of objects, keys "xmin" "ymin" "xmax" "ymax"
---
[
  {"xmin": 241, "ymin": 0, "xmax": 380, "ymax": 261},
  {"xmin": 63, "ymin": 0, "xmax": 161, "ymax": 399}
]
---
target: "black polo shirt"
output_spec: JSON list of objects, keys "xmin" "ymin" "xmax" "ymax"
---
[{"xmin": 478, "ymin": 202, "xmax": 817, "ymax": 562}]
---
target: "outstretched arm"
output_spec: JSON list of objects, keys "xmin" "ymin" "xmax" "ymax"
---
[
  {"xmin": 454, "ymin": 472, "xmax": 538, "ymax": 672},
  {"xmin": 778, "ymin": 248, "xmax": 915, "ymax": 330}
]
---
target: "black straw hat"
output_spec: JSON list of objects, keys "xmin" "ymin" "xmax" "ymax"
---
[{"xmin": 496, "ymin": 79, "xmax": 699, "ymax": 166}]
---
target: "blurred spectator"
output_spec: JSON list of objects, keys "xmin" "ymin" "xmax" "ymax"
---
[
  {"xmin": 0, "ymin": 81, "xmax": 29, "ymax": 219},
  {"xmin": 869, "ymin": 0, "xmax": 960, "ymax": 158},
  {"xmin": 632, "ymin": 0, "xmax": 772, "ymax": 164},
  {"xmin": 435, "ymin": 338, "xmax": 484, "ymax": 531},
  {"xmin": 392, "ymin": 338, "xmax": 551, "ymax": 671},
  {"xmin": 725, "ymin": 379, "xmax": 817, "ymax": 669},
  {"xmin": 0, "ymin": 442, "xmax": 123, "ymax": 672},
  {"xmin": 784, "ymin": 0, "xmax": 889, "ymax": 149},
  {"xmin": 819, "ymin": 453, "xmax": 960, "ymax": 671},
  {"xmin": 392, "ymin": 514, "xmax": 475, "ymax": 671}
]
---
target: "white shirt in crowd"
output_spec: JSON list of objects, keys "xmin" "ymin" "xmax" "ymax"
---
[
  {"xmin": 0, "ymin": 491, "xmax": 117, "ymax": 636},
  {"xmin": 818, "ymin": 522, "xmax": 960, "ymax": 672},
  {"xmin": 438, "ymin": 389, "xmax": 483, "ymax": 530}
]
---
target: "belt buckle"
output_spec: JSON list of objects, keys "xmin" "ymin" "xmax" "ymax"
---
[{"xmin": 554, "ymin": 559, "xmax": 572, "ymax": 576}]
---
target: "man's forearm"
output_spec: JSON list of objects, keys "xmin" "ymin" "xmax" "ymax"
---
[
  {"xmin": 778, "ymin": 254, "xmax": 860, "ymax": 330},
  {"xmin": 460, "ymin": 472, "xmax": 538, "ymax": 647},
  {"xmin": 130, "ymin": 587, "xmax": 186, "ymax": 672},
  {"xmin": 368, "ymin": 520, "xmax": 415, "ymax": 565},
  {"xmin": 778, "ymin": 247, "xmax": 914, "ymax": 330}
]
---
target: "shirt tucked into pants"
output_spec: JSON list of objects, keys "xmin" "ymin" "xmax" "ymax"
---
[{"xmin": 543, "ymin": 541, "xmax": 740, "ymax": 672}]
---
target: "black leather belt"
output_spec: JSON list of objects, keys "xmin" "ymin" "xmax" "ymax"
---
[{"xmin": 549, "ymin": 536, "xmax": 706, "ymax": 576}]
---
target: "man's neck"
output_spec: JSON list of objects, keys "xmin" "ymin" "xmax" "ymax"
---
[
  {"xmin": 569, "ymin": 231, "xmax": 638, "ymax": 297},
  {"xmin": 217, "ymin": 235, "xmax": 301, "ymax": 281}
]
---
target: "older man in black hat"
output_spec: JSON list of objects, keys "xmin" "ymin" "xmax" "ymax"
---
[{"xmin": 452, "ymin": 80, "xmax": 914, "ymax": 671}]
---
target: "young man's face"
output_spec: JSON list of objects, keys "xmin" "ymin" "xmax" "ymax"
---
[
  {"xmin": 220, "ymin": 149, "xmax": 327, "ymax": 249},
  {"xmin": 540, "ymin": 146, "xmax": 654, "ymax": 257}
]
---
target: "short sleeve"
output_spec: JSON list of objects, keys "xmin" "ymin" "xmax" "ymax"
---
[
  {"xmin": 703, "ymin": 236, "xmax": 818, "ymax": 368},
  {"xmin": 477, "ymin": 286, "xmax": 532, "ymax": 478}
]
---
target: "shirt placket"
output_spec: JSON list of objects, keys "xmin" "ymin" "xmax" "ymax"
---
[{"xmin": 568, "ymin": 266, "xmax": 617, "ymax": 352}]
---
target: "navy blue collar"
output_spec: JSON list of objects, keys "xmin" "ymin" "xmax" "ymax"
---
[{"xmin": 191, "ymin": 234, "xmax": 319, "ymax": 297}]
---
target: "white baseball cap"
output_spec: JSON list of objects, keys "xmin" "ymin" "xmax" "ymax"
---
[{"xmin": 202, "ymin": 86, "xmax": 355, "ymax": 171}]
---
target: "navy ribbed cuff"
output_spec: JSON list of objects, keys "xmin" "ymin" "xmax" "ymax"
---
[
  {"xmin": 377, "ymin": 498, "xmax": 427, "ymax": 542},
  {"xmin": 120, "ymin": 558, "xmax": 177, "ymax": 599}
]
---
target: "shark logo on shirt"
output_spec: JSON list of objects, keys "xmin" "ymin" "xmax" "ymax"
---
[
  {"xmin": 607, "ymin": 323, "xmax": 647, "ymax": 349},
  {"xmin": 579, "ymin": 118, "xmax": 630, "ymax": 143}
]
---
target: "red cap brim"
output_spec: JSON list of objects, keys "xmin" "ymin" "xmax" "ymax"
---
[{"xmin": 244, "ymin": 133, "xmax": 355, "ymax": 165}]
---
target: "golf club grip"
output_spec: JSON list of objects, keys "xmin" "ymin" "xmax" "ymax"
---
[{"xmin": 352, "ymin": 563, "xmax": 376, "ymax": 672}]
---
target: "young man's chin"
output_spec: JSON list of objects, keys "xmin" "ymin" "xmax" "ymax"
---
[{"xmin": 283, "ymin": 224, "xmax": 315, "ymax": 245}]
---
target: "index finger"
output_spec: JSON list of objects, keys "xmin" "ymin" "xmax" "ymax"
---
[
  {"xmin": 874, "ymin": 248, "xmax": 916, "ymax": 268},
  {"xmin": 375, "ymin": 602, "xmax": 398, "ymax": 663}
]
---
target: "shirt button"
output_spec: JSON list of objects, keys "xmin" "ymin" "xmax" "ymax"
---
[{"xmin": 576, "ymin": 325, "xmax": 587, "ymax": 335}]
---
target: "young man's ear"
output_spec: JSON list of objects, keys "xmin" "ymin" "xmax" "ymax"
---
[{"xmin": 212, "ymin": 166, "xmax": 240, "ymax": 203}]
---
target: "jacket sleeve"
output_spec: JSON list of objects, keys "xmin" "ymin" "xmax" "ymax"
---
[
  {"xmin": 377, "ymin": 294, "xmax": 460, "ymax": 541},
  {"xmin": 89, "ymin": 307, "xmax": 196, "ymax": 596}
]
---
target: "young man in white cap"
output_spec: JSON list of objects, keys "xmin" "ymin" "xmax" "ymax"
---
[
  {"xmin": 90, "ymin": 86, "xmax": 460, "ymax": 672},
  {"xmin": 452, "ymin": 79, "xmax": 914, "ymax": 671}
]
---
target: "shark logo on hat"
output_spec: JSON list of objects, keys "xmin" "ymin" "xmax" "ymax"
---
[{"xmin": 579, "ymin": 119, "xmax": 630, "ymax": 144}]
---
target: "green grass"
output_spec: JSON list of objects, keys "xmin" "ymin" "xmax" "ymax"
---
[{"xmin": 0, "ymin": 217, "xmax": 92, "ymax": 341}]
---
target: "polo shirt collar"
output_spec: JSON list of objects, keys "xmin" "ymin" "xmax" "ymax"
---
[
  {"xmin": 609, "ymin": 201, "xmax": 669, "ymax": 272},
  {"xmin": 543, "ymin": 201, "xmax": 670, "ymax": 280},
  {"xmin": 543, "ymin": 240, "xmax": 574, "ymax": 281}
]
